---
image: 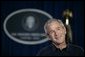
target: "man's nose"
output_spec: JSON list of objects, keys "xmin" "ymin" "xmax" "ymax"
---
[{"xmin": 54, "ymin": 31, "xmax": 58, "ymax": 36}]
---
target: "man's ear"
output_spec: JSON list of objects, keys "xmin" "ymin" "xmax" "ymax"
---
[
  {"xmin": 64, "ymin": 27, "xmax": 67, "ymax": 34},
  {"xmin": 45, "ymin": 33, "xmax": 51, "ymax": 40}
]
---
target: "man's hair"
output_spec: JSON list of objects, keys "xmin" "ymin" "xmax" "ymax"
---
[{"xmin": 44, "ymin": 19, "xmax": 72, "ymax": 43}]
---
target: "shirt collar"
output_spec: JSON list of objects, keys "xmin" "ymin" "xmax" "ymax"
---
[{"xmin": 51, "ymin": 43, "xmax": 70, "ymax": 52}]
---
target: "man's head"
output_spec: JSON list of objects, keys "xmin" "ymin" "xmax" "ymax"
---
[{"xmin": 44, "ymin": 19, "xmax": 66, "ymax": 44}]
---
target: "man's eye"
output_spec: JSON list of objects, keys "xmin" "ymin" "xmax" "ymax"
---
[
  {"xmin": 49, "ymin": 31, "xmax": 55, "ymax": 34},
  {"xmin": 57, "ymin": 27, "xmax": 62, "ymax": 30},
  {"xmin": 57, "ymin": 28, "xmax": 60, "ymax": 30}
]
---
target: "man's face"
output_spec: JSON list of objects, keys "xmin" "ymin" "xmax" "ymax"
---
[{"xmin": 47, "ymin": 21, "xmax": 66, "ymax": 44}]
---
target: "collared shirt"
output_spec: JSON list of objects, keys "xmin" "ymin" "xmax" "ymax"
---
[{"xmin": 37, "ymin": 43, "xmax": 84, "ymax": 56}]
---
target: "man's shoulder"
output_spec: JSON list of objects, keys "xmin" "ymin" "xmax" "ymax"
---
[
  {"xmin": 68, "ymin": 43, "xmax": 84, "ymax": 53},
  {"xmin": 36, "ymin": 43, "xmax": 53, "ymax": 56},
  {"xmin": 39, "ymin": 43, "xmax": 53, "ymax": 52},
  {"xmin": 69, "ymin": 44, "xmax": 83, "ymax": 50}
]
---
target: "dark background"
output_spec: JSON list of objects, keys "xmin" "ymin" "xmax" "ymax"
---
[{"xmin": 1, "ymin": 1, "xmax": 84, "ymax": 56}]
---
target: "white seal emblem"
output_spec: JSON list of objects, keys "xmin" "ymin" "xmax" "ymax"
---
[{"xmin": 3, "ymin": 9, "xmax": 53, "ymax": 45}]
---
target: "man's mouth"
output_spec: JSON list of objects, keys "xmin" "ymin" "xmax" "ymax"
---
[
  {"xmin": 55, "ymin": 35, "xmax": 61, "ymax": 39},
  {"xmin": 55, "ymin": 36, "xmax": 59, "ymax": 39}
]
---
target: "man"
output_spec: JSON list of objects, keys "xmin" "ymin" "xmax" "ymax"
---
[{"xmin": 37, "ymin": 19, "xmax": 84, "ymax": 56}]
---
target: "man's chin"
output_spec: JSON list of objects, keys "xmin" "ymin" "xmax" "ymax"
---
[
  {"xmin": 54, "ymin": 42, "xmax": 61, "ymax": 45},
  {"xmin": 53, "ymin": 40, "xmax": 63, "ymax": 45}
]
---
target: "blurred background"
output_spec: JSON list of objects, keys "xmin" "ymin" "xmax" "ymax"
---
[{"xmin": 1, "ymin": 0, "xmax": 84, "ymax": 56}]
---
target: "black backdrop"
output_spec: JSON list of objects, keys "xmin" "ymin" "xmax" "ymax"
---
[{"xmin": 1, "ymin": 1, "xmax": 84, "ymax": 56}]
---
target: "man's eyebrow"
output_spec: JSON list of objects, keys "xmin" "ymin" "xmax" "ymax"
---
[
  {"xmin": 56, "ymin": 26, "xmax": 64, "ymax": 29},
  {"xmin": 56, "ymin": 27, "xmax": 61, "ymax": 29},
  {"xmin": 57, "ymin": 27, "xmax": 61, "ymax": 28}
]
